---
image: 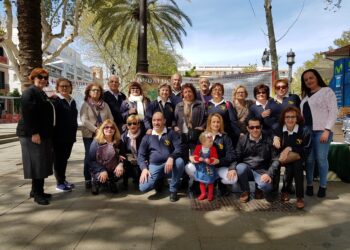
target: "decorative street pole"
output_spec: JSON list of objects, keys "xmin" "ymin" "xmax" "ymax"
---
[
  {"xmin": 137, "ymin": 0, "xmax": 149, "ymax": 73},
  {"xmin": 287, "ymin": 49, "xmax": 296, "ymax": 83}
]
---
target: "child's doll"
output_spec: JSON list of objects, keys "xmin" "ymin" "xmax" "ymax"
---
[{"xmin": 192, "ymin": 131, "xmax": 219, "ymax": 201}]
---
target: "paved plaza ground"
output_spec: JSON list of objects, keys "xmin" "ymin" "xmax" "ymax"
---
[{"xmin": 0, "ymin": 125, "xmax": 350, "ymax": 249}]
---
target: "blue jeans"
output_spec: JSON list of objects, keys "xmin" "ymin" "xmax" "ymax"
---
[
  {"xmin": 236, "ymin": 163, "xmax": 273, "ymax": 193},
  {"xmin": 306, "ymin": 130, "xmax": 333, "ymax": 187},
  {"xmin": 83, "ymin": 138, "xmax": 93, "ymax": 181},
  {"xmin": 139, "ymin": 158, "xmax": 185, "ymax": 193}
]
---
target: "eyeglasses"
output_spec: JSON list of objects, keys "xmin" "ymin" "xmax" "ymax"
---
[
  {"xmin": 103, "ymin": 126, "xmax": 115, "ymax": 130},
  {"xmin": 90, "ymin": 89, "xmax": 101, "ymax": 92},
  {"xmin": 36, "ymin": 75, "xmax": 49, "ymax": 80},
  {"xmin": 127, "ymin": 122, "xmax": 138, "ymax": 126},
  {"xmin": 236, "ymin": 92, "xmax": 245, "ymax": 94},
  {"xmin": 257, "ymin": 91, "xmax": 266, "ymax": 95},
  {"xmin": 285, "ymin": 116, "xmax": 297, "ymax": 119},
  {"xmin": 109, "ymin": 80, "xmax": 119, "ymax": 83},
  {"xmin": 275, "ymin": 85, "xmax": 287, "ymax": 90},
  {"xmin": 248, "ymin": 125, "xmax": 261, "ymax": 130},
  {"xmin": 59, "ymin": 85, "xmax": 71, "ymax": 88},
  {"xmin": 131, "ymin": 88, "xmax": 140, "ymax": 91}
]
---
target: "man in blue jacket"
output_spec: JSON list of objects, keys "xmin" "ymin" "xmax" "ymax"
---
[{"xmin": 138, "ymin": 112, "xmax": 185, "ymax": 202}]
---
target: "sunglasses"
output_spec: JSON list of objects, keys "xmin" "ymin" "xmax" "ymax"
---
[
  {"xmin": 248, "ymin": 125, "xmax": 261, "ymax": 130},
  {"xmin": 36, "ymin": 75, "xmax": 49, "ymax": 80},
  {"xmin": 275, "ymin": 85, "xmax": 287, "ymax": 90},
  {"xmin": 103, "ymin": 126, "xmax": 115, "ymax": 130},
  {"xmin": 285, "ymin": 116, "xmax": 297, "ymax": 119},
  {"xmin": 127, "ymin": 122, "xmax": 138, "ymax": 126},
  {"xmin": 257, "ymin": 91, "xmax": 266, "ymax": 95}
]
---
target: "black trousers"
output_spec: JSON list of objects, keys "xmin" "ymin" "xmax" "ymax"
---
[
  {"xmin": 281, "ymin": 160, "xmax": 304, "ymax": 198},
  {"xmin": 32, "ymin": 178, "xmax": 44, "ymax": 195},
  {"xmin": 53, "ymin": 141, "xmax": 74, "ymax": 184}
]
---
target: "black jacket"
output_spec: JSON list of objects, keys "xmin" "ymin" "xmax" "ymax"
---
[
  {"xmin": 16, "ymin": 85, "xmax": 54, "ymax": 138},
  {"xmin": 103, "ymin": 91, "xmax": 126, "ymax": 131},
  {"xmin": 51, "ymin": 96, "xmax": 78, "ymax": 143},
  {"xmin": 229, "ymin": 133, "xmax": 280, "ymax": 177}
]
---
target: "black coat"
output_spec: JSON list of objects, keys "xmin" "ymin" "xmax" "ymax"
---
[
  {"xmin": 51, "ymin": 96, "xmax": 78, "ymax": 143},
  {"xmin": 103, "ymin": 91, "xmax": 126, "ymax": 132},
  {"xmin": 16, "ymin": 85, "xmax": 54, "ymax": 138}
]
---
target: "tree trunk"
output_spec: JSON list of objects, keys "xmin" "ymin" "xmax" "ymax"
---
[
  {"xmin": 136, "ymin": 0, "xmax": 148, "ymax": 73},
  {"xmin": 17, "ymin": 0, "xmax": 43, "ymax": 90},
  {"xmin": 264, "ymin": 0, "xmax": 279, "ymax": 80}
]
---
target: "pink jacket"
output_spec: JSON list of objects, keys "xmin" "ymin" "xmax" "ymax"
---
[{"xmin": 300, "ymin": 87, "xmax": 338, "ymax": 131}]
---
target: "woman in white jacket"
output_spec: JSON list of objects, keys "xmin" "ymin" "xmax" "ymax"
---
[
  {"xmin": 80, "ymin": 83, "xmax": 113, "ymax": 189},
  {"xmin": 300, "ymin": 69, "xmax": 337, "ymax": 198}
]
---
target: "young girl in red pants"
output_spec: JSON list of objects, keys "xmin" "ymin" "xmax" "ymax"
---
[{"xmin": 192, "ymin": 131, "xmax": 219, "ymax": 201}]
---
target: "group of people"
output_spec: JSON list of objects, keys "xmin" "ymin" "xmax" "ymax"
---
[{"xmin": 17, "ymin": 68, "xmax": 338, "ymax": 209}]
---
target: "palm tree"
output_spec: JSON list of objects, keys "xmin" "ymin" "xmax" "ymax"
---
[
  {"xmin": 17, "ymin": 0, "xmax": 43, "ymax": 89},
  {"xmin": 90, "ymin": 0, "xmax": 192, "ymax": 73}
]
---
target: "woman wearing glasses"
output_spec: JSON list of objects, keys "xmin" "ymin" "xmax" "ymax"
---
[
  {"xmin": 51, "ymin": 78, "xmax": 78, "ymax": 192},
  {"xmin": 120, "ymin": 115, "xmax": 145, "ymax": 189},
  {"xmin": 120, "ymin": 81, "xmax": 150, "ymax": 132},
  {"xmin": 89, "ymin": 119, "xmax": 124, "ymax": 195},
  {"xmin": 248, "ymin": 84, "xmax": 275, "ymax": 135},
  {"xmin": 275, "ymin": 106, "xmax": 311, "ymax": 209},
  {"xmin": 80, "ymin": 83, "xmax": 113, "ymax": 189},
  {"xmin": 231, "ymin": 85, "xmax": 254, "ymax": 135},
  {"xmin": 16, "ymin": 68, "xmax": 55, "ymax": 205}
]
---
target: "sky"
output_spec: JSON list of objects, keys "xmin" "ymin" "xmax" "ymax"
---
[{"xmin": 172, "ymin": 0, "xmax": 350, "ymax": 69}]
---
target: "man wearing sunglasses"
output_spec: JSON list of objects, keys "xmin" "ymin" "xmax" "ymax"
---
[
  {"xmin": 226, "ymin": 118, "xmax": 280, "ymax": 203},
  {"xmin": 103, "ymin": 75, "xmax": 126, "ymax": 133},
  {"xmin": 138, "ymin": 112, "xmax": 185, "ymax": 202}
]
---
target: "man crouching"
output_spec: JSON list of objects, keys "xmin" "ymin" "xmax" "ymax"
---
[{"xmin": 138, "ymin": 112, "xmax": 185, "ymax": 202}]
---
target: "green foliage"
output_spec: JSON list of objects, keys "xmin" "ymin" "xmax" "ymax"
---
[
  {"xmin": 333, "ymin": 30, "xmax": 350, "ymax": 47},
  {"xmin": 77, "ymin": 11, "xmax": 178, "ymax": 86},
  {"xmin": 43, "ymin": 0, "xmax": 76, "ymax": 28},
  {"xmin": 184, "ymin": 66, "xmax": 198, "ymax": 77},
  {"xmin": 242, "ymin": 64, "xmax": 258, "ymax": 73},
  {"xmin": 8, "ymin": 88, "xmax": 21, "ymax": 113},
  {"xmin": 90, "ymin": 0, "xmax": 192, "ymax": 51}
]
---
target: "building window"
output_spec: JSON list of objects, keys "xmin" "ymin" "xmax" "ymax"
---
[
  {"xmin": 0, "ymin": 71, "xmax": 5, "ymax": 89},
  {"xmin": 0, "ymin": 47, "xmax": 4, "ymax": 57}
]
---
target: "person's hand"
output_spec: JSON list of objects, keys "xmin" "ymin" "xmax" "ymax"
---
[
  {"xmin": 129, "ymin": 108, "xmax": 137, "ymax": 114},
  {"xmin": 31, "ymin": 134, "xmax": 41, "ymax": 144},
  {"xmin": 320, "ymin": 130, "xmax": 330, "ymax": 143},
  {"xmin": 164, "ymin": 157, "xmax": 174, "ymax": 174},
  {"xmin": 146, "ymin": 129, "xmax": 152, "ymax": 135},
  {"xmin": 279, "ymin": 147, "xmax": 290, "ymax": 163},
  {"xmin": 261, "ymin": 174, "xmax": 272, "ymax": 183},
  {"xmin": 114, "ymin": 163, "xmax": 124, "ymax": 177},
  {"xmin": 98, "ymin": 171, "xmax": 108, "ymax": 183},
  {"xmin": 211, "ymin": 158, "xmax": 220, "ymax": 165},
  {"xmin": 261, "ymin": 109, "xmax": 271, "ymax": 118},
  {"xmin": 174, "ymin": 126, "xmax": 180, "ymax": 132},
  {"xmin": 139, "ymin": 169, "xmax": 151, "ymax": 184},
  {"xmin": 119, "ymin": 155, "xmax": 126, "ymax": 162},
  {"xmin": 273, "ymin": 136, "xmax": 281, "ymax": 149},
  {"xmin": 227, "ymin": 169, "xmax": 237, "ymax": 181},
  {"xmin": 198, "ymin": 157, "xmax": 204, "ymax": 162},
  {"xmin": 204, "ymin": 158, "xmax": 210, "ymax": 164},
  {"xmin": 189, "ymin": 155, "xmax": 198, "ymax": 163}
]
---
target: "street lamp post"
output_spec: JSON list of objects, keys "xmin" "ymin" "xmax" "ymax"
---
[
  {"xmin": 110, "ymin": 64, "xmax": 116, "ymax": 75},
  {"xmin": 286, "ymin": 49, "xmax": 296, "ymax": 83},
  {"xmin": 261, "ymin": 48, "xmax": 270, "ymax": 67},
  {"xmin": 137, "ymin": 0, "xmax": 149, "ymax": 73}
]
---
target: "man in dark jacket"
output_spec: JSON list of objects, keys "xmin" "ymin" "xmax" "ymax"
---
[
  {"xmin": 169, "ymin": 73, "xmax": 182, "ymax": 106},
  {"xmin": 103, "ymin": 75, "xmax": 126, "ymax": 133},
  {"xmin": 226, "ymin": 118, "xmax": 280, "ymax": 203},
  {"xmin": 138, "ymin": 112, "xmax": 184, "ymax": 202}
]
